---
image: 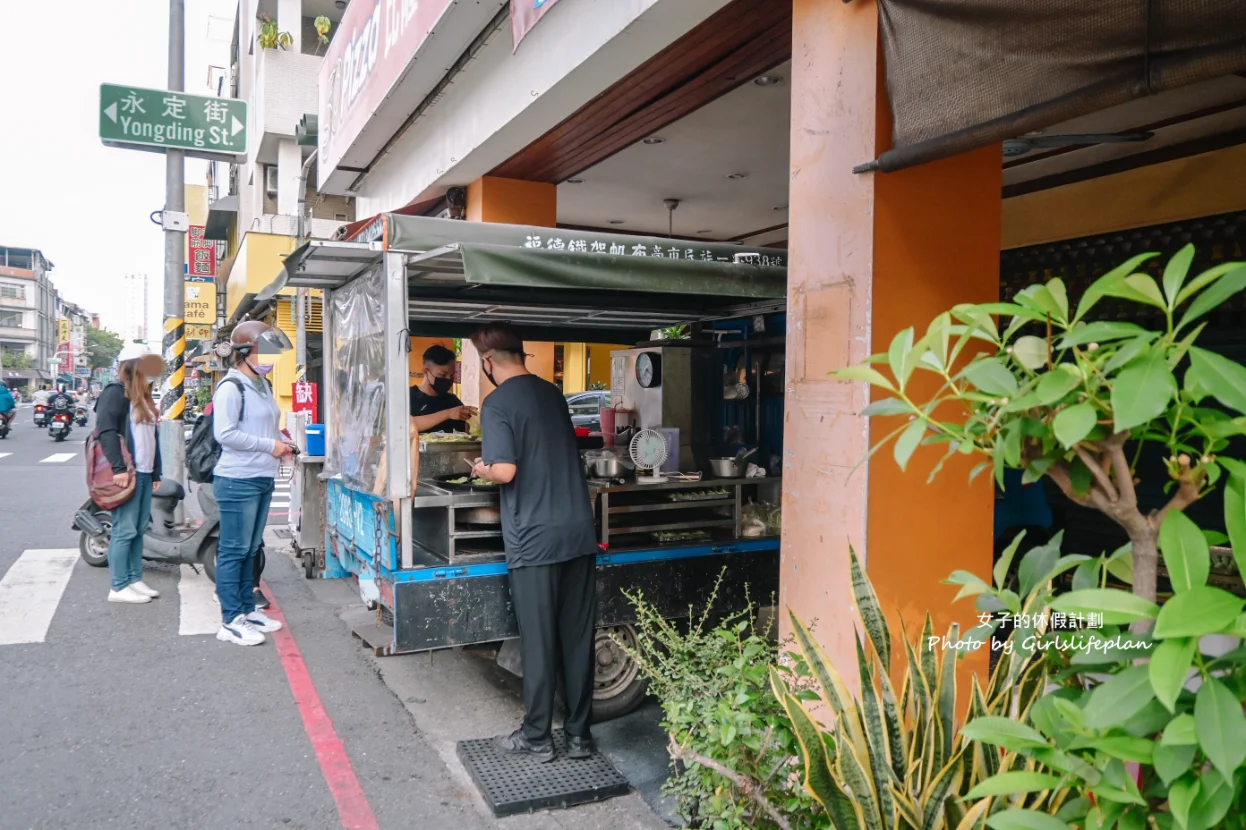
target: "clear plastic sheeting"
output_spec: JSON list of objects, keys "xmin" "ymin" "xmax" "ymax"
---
[{"xmin": 325, "ymin": 264, "xmax": 388, "ymax": 494}]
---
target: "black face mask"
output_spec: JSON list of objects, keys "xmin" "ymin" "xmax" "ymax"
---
[
  {"xmin": 430, "ymin": 375, "xmax": 454, "ymax": 395},
  {"xmin": 481, "ymin": 361, "xmax": 497, "ymax": 388}
]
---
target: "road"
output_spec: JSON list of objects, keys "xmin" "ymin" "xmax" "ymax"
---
[{"xmin": 0, "ymin": 407, "xmax": 670, "ymax": 830}]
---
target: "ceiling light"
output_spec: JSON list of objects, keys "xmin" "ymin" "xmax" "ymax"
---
[
  {"xmin": 566, "ymin": 178, "xmax": 583, "ymax": 184},
  {"xmin": 696, "ymin": 229, "xmax": 713, "ymax": 235},
  {"xmin": 773, "ymin": 205, "xmax": 788, "ymax": 211},
  {"xmin": 727, "ymin": 172, "xmax": 749, "ymax": 180},
  {"xmin": 642, "ymin": 137, "xmax": 665, "ymax": 145},
  {"xmin": 608, "ymin": 220, "xmax": 625, "ymax": 225},
  {"xmin": 754, "ymin": 75, "xmax": 783, "ymax": 87}
]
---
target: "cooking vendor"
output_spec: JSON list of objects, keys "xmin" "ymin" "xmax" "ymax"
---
[{"xmin": 409, "ymin": 344, "xmax": 477, "ymax": 433}]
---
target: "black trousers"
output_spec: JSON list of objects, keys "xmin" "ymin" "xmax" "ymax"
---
[{"xmin": 509, "ymin": 555, "xmax": 597, "ymax": 743}]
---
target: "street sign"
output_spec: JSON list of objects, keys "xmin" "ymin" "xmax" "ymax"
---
[{"xmin": 99, "ymin": 83, "xmax": 247, "ymax": 162}]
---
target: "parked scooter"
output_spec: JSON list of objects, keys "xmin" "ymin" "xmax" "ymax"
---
[{"xmin": 73, "ymin": 481, "xmax": 221, "ymax": 579}]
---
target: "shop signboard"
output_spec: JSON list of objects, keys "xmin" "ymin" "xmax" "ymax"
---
[
  {"xmin": 57, "ymin": 319, "xmax": 70, "ymax": 346},
  {"xmin": 317, "ymin": 0, "xmax": 455, "ymax": 188},
  {"xmin": 187, "ymin": 224, "xmax": 216, "ymax": 280},
  {"xmin": 293, "ymin": 381, "xmax": 319, "ymax": 422},
  {"xmin": 511, "ymin": 0, "xmax": 564, "ymax": 50},
  {"xmin": 185, "ymin": 281, "xmax": 216, "ymax": 325},
  {"xmin": 186, "ymin": 324, "xmax": 213, "ymax": 341}
]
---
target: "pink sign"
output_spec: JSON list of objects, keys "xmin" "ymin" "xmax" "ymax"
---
[
  {"xmin": 318, "ymin": 0, "xmax": 456, "ymax": 188},
  {"xmin": 511, "ymin": 0, "xmax": 564, "ymax": 51}
]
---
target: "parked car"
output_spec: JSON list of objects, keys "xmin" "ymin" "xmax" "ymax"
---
[{"xmin": 565, "ymin": 390, "xmax": 610, "ymax": 431}]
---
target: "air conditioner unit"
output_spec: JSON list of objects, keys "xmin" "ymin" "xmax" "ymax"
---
[{"xmin": 265, "ymin": 166, "xmax": 279, "ymax": 197}]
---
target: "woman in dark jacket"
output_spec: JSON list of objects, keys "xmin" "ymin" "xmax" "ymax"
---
[{"xmin": 96, "ymin": 343, "xmax": 164, "ymax": 604}]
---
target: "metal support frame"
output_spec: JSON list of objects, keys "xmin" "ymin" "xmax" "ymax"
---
[{"xmin": 384, "ymin": 252, "xmax": 413, "ymax": 570}]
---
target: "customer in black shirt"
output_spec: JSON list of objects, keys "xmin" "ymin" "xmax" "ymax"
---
[
  {"xmin": 409, "ymin": 344, "xmax": 475, "ymax": 433},
  {"xmin": 470, "ymin": 323, "xmax": 598, "ymax": 763}
]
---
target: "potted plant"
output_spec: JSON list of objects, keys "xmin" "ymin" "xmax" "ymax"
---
[{"xmin": 257, "ymin": 14, "xmax": 293, "ymax": 50}]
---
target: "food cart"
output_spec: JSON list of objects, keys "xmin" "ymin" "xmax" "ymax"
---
[{"xmin": 259, "ymin": 214, "xmax": 788, "ymax": 719}]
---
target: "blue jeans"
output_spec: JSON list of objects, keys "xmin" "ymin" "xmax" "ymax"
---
[
  {"xmin": 213, "ymin": 476, "xmax": 274, "ymax": 623},
  {"xmin": 107, "ymin": 472, "xmax": 153, "ymax": 591}
]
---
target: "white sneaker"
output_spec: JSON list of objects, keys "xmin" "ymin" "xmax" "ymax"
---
[
  {"xmin": 245, "ymin": 609, "xmax": 282, "ymax": 633},
  {"xmin": 211, "ymin": 593, "xmax": 219, "ymax": 605},
  {"xmin": 108, "ymin": 586, "xmax": 151, "ymax": 604},
  {"xmin": 129, "ymin": 581, "xmax": 160, "ymax": 598},
  {"xmin": 216, "ymin": 615, "xmax": 265, "ymax": 646}
]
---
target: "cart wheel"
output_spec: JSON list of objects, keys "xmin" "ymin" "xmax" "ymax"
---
[
  {"xmin": 303, "ymin": 550, "xmax": 316, "ymax": 579},
  {"xmin": 591, "ymin": 624, "xmax": 648, "ymax": 723}
]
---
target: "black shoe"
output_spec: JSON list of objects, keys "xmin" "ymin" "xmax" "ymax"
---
[
  {"xmin": 566, "ymin": 735, "xmax": 594, "ymax": 760},
  {"xmin": 253, "ymin": 589, "xmax": 271, "ymax": 610},
  {"xmin": 495, "ymin": 730, "xmax": 555, "ymax": 763}
]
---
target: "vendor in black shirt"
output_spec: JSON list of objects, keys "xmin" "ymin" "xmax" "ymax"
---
[{"xmin": 409, "ymin": 344, "xmax": 476, "ymax": 433}]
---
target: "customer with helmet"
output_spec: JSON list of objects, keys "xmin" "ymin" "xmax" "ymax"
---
[
  {"xmin": 212, "ymin": 320, "xmax": 295, "ymax": 646},
  {"xmin": 95, "ymin": 342, "xmax": 165, "ymax": 604}
]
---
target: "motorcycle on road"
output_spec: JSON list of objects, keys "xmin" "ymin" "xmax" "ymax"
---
[
  {"xmin": 32, "ymin": 404, "xmax": 47, "ymax": 427},
  {"xmin": 74, "ymin": 405, "xmax": 89, "ymax": 427},
  {"xmin": 0, "ymin": 411, "xmax": 12, "ymax": 439},
  {"xmin": 73, "ymin": 480, "xmax": 222, "ymax": 579}
]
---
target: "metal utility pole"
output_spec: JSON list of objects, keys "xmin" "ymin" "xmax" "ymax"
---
[
  {"xmin": 295, "ymin": 150, "xmax": 317, "ymax": 379},
  {"xmin": 160, "ymin": 0, "xmax": 188, "ymax": 511}
]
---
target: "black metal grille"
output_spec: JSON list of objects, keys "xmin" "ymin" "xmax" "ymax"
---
[{"xmin": 456, "ymin": 730, "xmax": 630, "ymax": 817}]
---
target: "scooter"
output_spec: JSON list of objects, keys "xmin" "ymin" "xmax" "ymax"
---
[
  {"xmin": 73, "ymin": 481, "xmax": 222, "ymax": 579},
  {"xmin": 74, "ymin": 405, "xmax": 89, "ymax": 427},
  {"xmin": 48, "ymin": 410, "xmax": 73, "ymax": 441},
  {"xmin": 0, "ymin": 411, "xmax": 12, "ymax": 439},
  {"xmin": 33, "ymin": 404, "xmax": 46, "ymax": 427}
]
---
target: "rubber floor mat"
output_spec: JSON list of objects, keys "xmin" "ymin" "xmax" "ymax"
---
[{"xmin": 457, "ymin": 730, "xmax": 630, "ymax": 817}]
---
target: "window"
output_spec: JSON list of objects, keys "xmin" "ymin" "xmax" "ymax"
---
[
  {"xmin": 0, "ymin": 284, "xmax": 24, "ymax": 300},
  {"xmin": 0, "ymin": 310, "xmax": 23, "ymax": 328}
]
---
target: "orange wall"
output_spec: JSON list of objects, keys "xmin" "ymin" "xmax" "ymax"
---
[
  {"xmin": 467, "ymin": 177, "xmax": 558, "ymax": 226},
  {"xmin": 408, "ymin": 336, "xmax": 456, "ymax": 384}
]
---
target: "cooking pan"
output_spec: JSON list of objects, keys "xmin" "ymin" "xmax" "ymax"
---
[{"xmin": 433, "ymin": 473, "xmax": 502, "ymax": 494}]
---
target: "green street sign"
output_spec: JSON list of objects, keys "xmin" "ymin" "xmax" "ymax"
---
[{"xmin": 99, "ymin": 83, "xmax": 247, "ymax": 161}]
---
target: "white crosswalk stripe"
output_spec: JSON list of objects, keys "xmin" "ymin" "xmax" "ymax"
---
[
  {"xmin": 177, "ymin": 565, "xmax": 221, "ymax": 635},
  {"xmin": 0, "ymin": 550, "xmax": 78, "ymax": 645},
  {"xmin": 0, "ymin": 453, "xmax": 11, "ymax": 460},
  {"xmin": 0, "ymin": 552, "xmax": 229, "ymax": 644},
  {"xmin": 40, "ymin": 453, "xmax": 78, "ymax": 464}
]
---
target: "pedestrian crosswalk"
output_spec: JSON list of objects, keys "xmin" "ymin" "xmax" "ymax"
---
[
  {"xmin": 0, "ymin": 453, "xmax": 10, "ymax": 461},
  {"xmin": 269, "ymin": 479, "xmax": 292, "ymax": 517},
  {"xmin": 0, "ymin": 550, "xmax": 226, "ymax": 645},
  {"xmin": 40, "ymin": 453, "xmax": 78, "ymax": 464}
]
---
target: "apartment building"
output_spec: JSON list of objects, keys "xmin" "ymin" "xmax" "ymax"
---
[{"xmin": 0, "ymin": 246, "xmax": 57, "ymax": 384}]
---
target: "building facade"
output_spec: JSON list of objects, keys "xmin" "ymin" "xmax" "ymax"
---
[{"xmin": 0, "ymin": 246, "xmax": 58, "ymax": 384}]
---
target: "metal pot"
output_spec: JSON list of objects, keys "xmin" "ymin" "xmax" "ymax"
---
[
  {"xmin": 589, "ymin": 456, "xmax": 628, "ymax": 478},
  {"xmin": 459, "ymin": 506, "xmax": 501, "ymax": 525},
  {"xmin": 709, "ymin": 457, "xmax": 744, "ymax": 478}
]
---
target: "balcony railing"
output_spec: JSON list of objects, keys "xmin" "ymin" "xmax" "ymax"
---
[{"xmin": 0, "ymin": 326, "xmax": 37, "ymax": 341}]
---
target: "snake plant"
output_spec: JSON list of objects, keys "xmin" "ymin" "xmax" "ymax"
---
[{"xmin": 770, "ymin": 545, "xmax": 1075, "ymax": 830}]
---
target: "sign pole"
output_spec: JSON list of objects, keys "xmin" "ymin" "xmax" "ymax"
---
[{"xmin": 161, "ymin": 0, "xmax": 188, "ymax": 517}]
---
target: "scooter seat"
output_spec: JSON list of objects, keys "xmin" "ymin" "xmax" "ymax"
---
[{"xmin": 154, "ymin": 480, "xmax": 186, "ymax": 502}]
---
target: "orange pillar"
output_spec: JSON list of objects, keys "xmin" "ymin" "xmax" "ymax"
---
[
  {"xmin": 782, "ymin": 0, "xmax": 998, "ymax": 691},
  {"xmin": 461, "ymin": 177, "xmax": 558, "ymax": 405}
]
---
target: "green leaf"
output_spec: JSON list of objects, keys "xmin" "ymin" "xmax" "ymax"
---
[
  {"xmin": 1153, "ymin": 742, "xmax": 1197, "ymax": 786},
  {"xmin": 1072, "ymin": 558, "xmax": 1101, "ymax": 591},
  {"xmin": 1092, "ymin": 736, "xmax": 1155, "ymax": 764},
  {"xmin": 1058, "ymin": 321, "xmax": 1149, "ymax": 349},
  {"xmin": 1111, "ymin": 351, "xmax": 1177, "ymax": 433},
  {"xmin": 1018, "ymin": 537, "xmax": 1060, "ymax": 598},
  {"xmin": 1177, "ymin": 265, "xmax": 1246, "ymax": 332},
  {"xmin": 960, "ymin": 717, "xmax": 1048, "ymax": 751},
  {"xmin": 773, "ymin": 680, "xmax": 858, "ymax": 825},
  {"xmin": 1150, "ymin": 637, "xmax": 1196, "ymax": 712},
  {"xmin": 861, "ymin": 397, "xmax": 913, "ymax": 417},
  {"xmin": 889, "ymin": 327, "xmax": 915, "ymax": 390},
  {"xmin": 850, "ymin": 547, "xmax": 890, "ymax": 671},
  {"xmin": 1034, "ymin": 365, "xmax": 1081, "ymax": 405},
  {"xmin": 1162, "ymin": 244, "xmax": 1195, "ymax": 307},
  {"xmin": 1223, "ymin": 469, "xmax": 1246, "ymax": 584},
  {"xmin": 1083, "ymin": 666, "xmax": 1155, "ymax": 730},
  {"xmin": 1195, "ymin": 678, "xmax": 1246, "ymax": 777},
  {"xmin": 1103, "ymin": 335, "xmax": 1153, "ymax": 374},
  {"xmin": 1012, "ymin": 336, "xmax": 1048, "ymax": 371},
  {"xmin": 1053, "ymin": 403, "xmax": 1097, "ymax": 449},
  {"xmin": 1075, "ymin": 252, "xmax": 1161, "ymax": 322},
  {"xmin": 994, "ymin": 530, "xmax": 1027, "ymax": 590},
  {"xmin": 1161, "ymin": 713, "xmax": 1198, "ymax": 746},
  {"xmin": 1152, "ymin": 585, "xmax": 1245, "ymax": 639},
  {"xmin": 833, "ymin": 363, "xmax": 896, "ymax": 391},
  {"xmin": 1189, "ymin": 767, "xmax": 1235, "ymax": 830},
  {"xmin": 1049, "ymin": 589, "xmax": 1159, "ymax": 626},
  {"xmin": 1121, "ymin": 273, "xmax": 1167, "ymax": 309},
  {"xmin": 1160, "ymin": 509, "xmax": 1211, "ymax": 594},
  {"xmin": 965, "ymin": 771, "xmax": 1064, "ymax": 800},
  {"xmin": 1188, "ymin": 347, "xmax": 1246, "ymax": 415},
  {"xmin": 894, "ymin": 419, "xmax": 926, "ymax": 472},
  {"xmin": 963, "ymin": 358, "xmax": 1020, "ymax": 397},
  {"xmin": 1176, "ymin": 260, "xmax": 1246, "ymax": 306},
  {"xmin": 985, "ymin": 810, "xmax": 1072, "ymax": 830},
  {"xmin": 1168, "ymin": 776, "xmax": 1199, "ymax": 830}
]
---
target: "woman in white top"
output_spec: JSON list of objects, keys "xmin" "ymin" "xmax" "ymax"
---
[{"xmin": 94, "ymin": 342, "xmax": 165, "ymax": 604}]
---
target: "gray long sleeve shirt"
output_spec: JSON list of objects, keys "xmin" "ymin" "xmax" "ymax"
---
[{"xmin": 212, "ymin": 369, "xmax": 282, "ymax": 480}]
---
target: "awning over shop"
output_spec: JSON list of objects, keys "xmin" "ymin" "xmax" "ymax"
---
[
  {"xmin": 863, "ymin": 0, "xmax": 1246, "ymax": 173},
  {"xmin": 267, "ymin": 214, "xmax": 787, "ymax": 342}
]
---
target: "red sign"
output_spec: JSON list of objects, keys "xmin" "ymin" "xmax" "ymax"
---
[
  {"xmin": 188, "ymin": 225, "xmax": 216, "ymax": 280},
  {"xmin": 317, "ymin": 0, "xmax": 456, "ymax": 188},
  {"xmin": 292, "ymin": 381, "xmax": 319, "ymax": 422},
  {"xmin": 511, "ymin": 0, "xmax": 564, "ymax": 51}
]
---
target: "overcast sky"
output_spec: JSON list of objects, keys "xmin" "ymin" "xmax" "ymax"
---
[{"xmin": 0, "ymin": 0, "xmax": 234, "ymax": 340}]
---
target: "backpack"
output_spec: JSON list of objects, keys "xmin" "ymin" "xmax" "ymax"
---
[{"xmin": 186, "ymin": 377, "xmax": 247, "ymax": 484}]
